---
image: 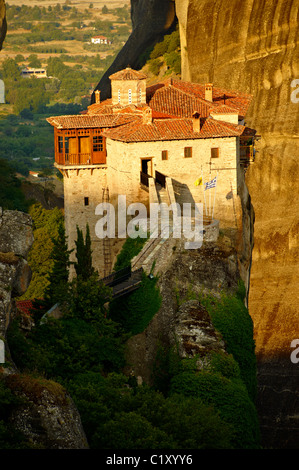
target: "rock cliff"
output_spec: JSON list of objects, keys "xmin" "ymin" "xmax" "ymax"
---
[
  {"xmin": 0, "ymin": 209, "xmax": 88, "ymax": 449},
  {"xmin": 93, "ymin": 0, "xmax": 176, "ymax": 101},
  {"xmin": 0, "ymin": 0, "xmax": 6, "ymax": 51},
  {"xmin": 174, "ymin": 0, "xmax": 299, "ymax": 449}
]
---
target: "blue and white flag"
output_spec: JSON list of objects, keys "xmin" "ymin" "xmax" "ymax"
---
[{"xmin": 204, "ymin": 176, "xmax": 217, "ymax": 191}]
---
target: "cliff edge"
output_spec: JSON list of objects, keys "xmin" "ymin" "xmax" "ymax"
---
[{"xmin": 175, "ymin": 0, "xmax": 299, "ymax": 449}]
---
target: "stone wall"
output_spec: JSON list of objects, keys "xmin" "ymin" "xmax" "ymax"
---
[{"xmin": 106, "ymin": 135, "xmax": 242, "ymax": 227}]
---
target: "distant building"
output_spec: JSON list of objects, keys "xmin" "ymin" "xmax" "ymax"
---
[
  {"xmin": 91, "ymin": 35, "xmax": 112, "ymax": 45},
  {"xmin": 29, "ymin": 171, "xmax": 39, "ymax": 177},
  {"xmin": 21, "ymin": 68, "xmax": 47, "ymax": 79}
]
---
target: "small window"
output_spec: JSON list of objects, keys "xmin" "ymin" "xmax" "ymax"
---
[
  {"xmin": 118, "ymin": 89, "xmax": 121, "ymax": 103},
  {"xmin": 84, "ymin": 197, "xmax": 89, "ymax": 206},
  {"xmin": 64, "ymin": 137, "xmax": 69, "ymax": 154},
  {"xmin": 211, "ymin": 148, "xmax": 219, "ymax": 158},
  {"xmin": 58, "ymin": 136, "xmax": 63, "ymax": 153},
  {"xmin": 93, "ymin": 135, "xmax": 103, "ymax": 152},
  {"xmin": 162, "ymin": 150, "xmax": 168, "ymax": 161},
  {"xmin": 184, "ymin": 147, "xmax": 192, "ymax": 158},
  {"xmin": 128, "ymin": 88, "xmax": 132, "ymax": 104}
]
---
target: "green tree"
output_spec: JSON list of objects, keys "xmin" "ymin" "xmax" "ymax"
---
[
  {"xmin": 74, "ymin": 224, "xmax": 94, "ymax": 280},
  {"xmin": 27, "ymin": 54, "xmax": 42, "ymax": 68},
  {"xmin": 43, "ymin": 222, "xmax": 73, "ymax": 309}
]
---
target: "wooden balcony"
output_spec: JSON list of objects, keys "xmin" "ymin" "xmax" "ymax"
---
[{"xmin": 55, "ymin": 152, "xmax": 106, "ymax": 166}]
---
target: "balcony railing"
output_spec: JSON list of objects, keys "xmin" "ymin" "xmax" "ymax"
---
[{"xmin": 56, "ymin": 153, "xmax": 106, "ymax": 166}]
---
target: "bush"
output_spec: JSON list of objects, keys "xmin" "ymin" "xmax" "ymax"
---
[
  {"xmin": 200, "ymin": 290, "xmax": 257, "ymax": 400},
  {"xmin": 170, "ymin": 370, "xmax": 260, "ymax": 449},
  {"xmin": 109, "ymin": 272, "xmax": 161, "ymax": 335}
]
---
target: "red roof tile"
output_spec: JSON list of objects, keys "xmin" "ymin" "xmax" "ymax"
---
[
  {"xmin": 109, "ymin": 67, "xmax": 147, "ymax": 81},
  {"xmin": 46, "ymin": 113, "xmax": 139, "ymax": 129},
  {"xmin": 102, "ymin": 116, "xmax": 253, "ymax": 143}
]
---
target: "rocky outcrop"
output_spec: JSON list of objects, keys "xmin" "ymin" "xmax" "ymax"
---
[
  {"xmin": 0, "ymin": 209, "xmax": 33, "ymax": 339},
  {"xmin": 93, "ymin": 0, "xmax": 176, "ymax": 101},
  {"xmin": 125, "ymin": 234, "xmax": 242, "ymax": 384},
  {"xmin": 4, "ymin": 374, "xmax": 88, "ymax": 449},
  {"xmin": 0, "ymin": 209, "xmax": 88, "ymax": 449},
  {"xmin": 0, "ymin": 0, "xmax": 6, "ymax": 51},
  {"xmin": 175, "ymin": 0, "xmax": 299, "ymax": 449}
]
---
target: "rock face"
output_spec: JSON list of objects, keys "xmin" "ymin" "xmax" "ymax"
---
[
  {"xmin": 171, "ymin": 300, "xmax": 227, "ymax": 365},
  {"xmin": 125, "ymin": 235, "xmax": 242, "ymax": 384},
  {"xmin": 0, "ymin": 209, "xmax": 88, "ymax": 449},
  {"xmin": 0, "ymin": 0, "xmax": 6, "ymax": 51},
  {"xmin": 93, "ymin": 0, "xmax": 176, "ymax": 101},
  {"xmin": 174, "ymin": 0, "xmax": 299, "ymax": 449},
  {"xmin": 0, "ymin": 209, "xmax": 34, "ymax": 338},
  {"xmin": 5, "ymin": 374, "xmax": 88, "ymax": 449}
]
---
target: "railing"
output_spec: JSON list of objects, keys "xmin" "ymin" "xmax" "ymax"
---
[
  {"xmin": 56, "ymin": 153, "xmax": 106, "ymax": 166},
  {"xmin": 140, "ymin": 171, "xmax": 152, "ymax": 188},
  {"xmin": 155, "ymin": 170, "xmax": 166, "ymax": 188},
  {"xmin": 101, "ymin": 265, "xmax": 132, "ymax": 287},
  {"xmin": 65, "ymin": 153, "xmax": 92, "ymax": 165}
]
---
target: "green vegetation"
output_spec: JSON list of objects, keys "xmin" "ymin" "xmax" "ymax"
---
[
  {"xmin": 140, "ymin": 24, "xmax": 181, "ymax": 77},
  {"xmin": 18, "ymin": 203, "xmax": 64, "ymax": 301},
  {"xmin": 4, "ymin": 221, "xmax": 260, "ymax": 448},
  {"xmin": 0, "ymin": 158, "xmax": 30, "ymax": 212}
]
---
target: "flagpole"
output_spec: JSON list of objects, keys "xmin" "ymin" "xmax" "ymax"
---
[
  {"xmin": 202, "ymin": 169, "xmax": 208, "ymax": 216},
  {"xmin": 212, "ymin": 172, "xmax": 218, "ymax": 220},
  {"xmin": 208, "ymin": 171, "xmax": 212, "ymax": 217}
]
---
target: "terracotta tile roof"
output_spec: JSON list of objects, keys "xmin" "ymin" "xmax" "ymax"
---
[
  {"xmin": 102, "ymin": 116, "xmax": 252, "ymax": 143},
  {"xmin": 147, "ymin": 79, "xmax": 252, "ymax": 118},
  {"xmin": 109, "ymin": 67, "xmax": 147, "ymax": 81},
  {"xmin": 209, "ymin": 104, "xmax": 239, "ymax": 114},
  {"xmin": 46, "ymin": 113, "xmax": 138, "ymax": 129},
  {"xmin": 147, "ymin": 84, "xmax": 212, "ymax": 119}
]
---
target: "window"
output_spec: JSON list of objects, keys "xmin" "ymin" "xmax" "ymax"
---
[
  {"xmin": 162, "ymin": 150, "xmax": 168, "ymax": 160},
  {"xmin": 184, "ymin": 147, "xmax": 192, "ymax": 158},
  {"xmin": 128, "ymin": 88, "xmax": 132, "ymax": 104},
  {"xmin": 211, "ymin": 147, "xmax": 219, "ymax": 158},
  {"xmin": 84, "ymin": 197, "xmax": 89, "ymax": 206},
  {"xmin": 58, "ymin": 136, "xmax": 63, "ymax": 153},
  {"xmin": 118, "ymin": 89, "xmax": 121, "ymax": 103},
  {"xmin": 64, "ymin": 137, "xmax": 69, "ymax": 154},
  {"xmin": 93, "ymin": 135, "xmax": 103, "ymax": 152}
]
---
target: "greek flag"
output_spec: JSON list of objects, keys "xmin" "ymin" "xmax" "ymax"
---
[{"xmin": 204, "ymin": 176, "xmax": 217, "ymax": 191}]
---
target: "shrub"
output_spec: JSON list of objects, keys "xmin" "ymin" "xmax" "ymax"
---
[
  {"xmin": 170, "ymin": 370, "xmax": 260, "ymax": 449},
  {"xmin": 109, "ymin": 272, "xmax": 161, "ymax": 335}
]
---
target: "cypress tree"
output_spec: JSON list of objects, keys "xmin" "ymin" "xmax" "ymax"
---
[
  {"xmin": 43, "ymin": 222, "xmax": 73, "ymax": 308},
  {"xmin": 74, "ymin": 224, "xmax": 95, "ymax": 280}
]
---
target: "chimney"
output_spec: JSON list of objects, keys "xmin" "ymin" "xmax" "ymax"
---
[
  {"xmin": 94, "ymin": 89, "xmax": 101, "ymax": 104},
  {"xmin": 142, "ymin": 106, "xmax": 152, "ymax": 125},
  {"xmin": 192, "ymin": 111, "xmax": 201, "ymax": 132},
  {"xmin": 205, "ymin": 83, "xmax": 213, "ymax": 102}
]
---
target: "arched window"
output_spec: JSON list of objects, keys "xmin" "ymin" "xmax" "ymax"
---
[{"xmin": 128, "ymin": 88, "xmax": 132, "ymax": 104}]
